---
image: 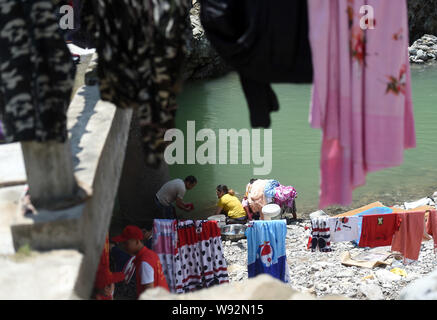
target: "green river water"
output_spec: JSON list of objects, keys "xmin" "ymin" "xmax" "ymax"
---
[{"xmin": 170, "ymin": 63, "xmax": 437, "ymax": 219}]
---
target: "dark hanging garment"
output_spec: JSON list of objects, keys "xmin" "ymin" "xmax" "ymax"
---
[
  {"xmin": 200, "ymin": 0, "xmax": 313, "ymax": 127},
  {"xmin": 81, "ymin": 0, "xmax": 192, "ymax": 168},
  {"xmin": 0, "ymin": 0, "xmax": 76, "ymax": 143}
]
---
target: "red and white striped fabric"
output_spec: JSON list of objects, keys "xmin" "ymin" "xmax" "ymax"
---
[{"xmin": 173, "ymin": 220, "xmax": 229, "ymax": 293}]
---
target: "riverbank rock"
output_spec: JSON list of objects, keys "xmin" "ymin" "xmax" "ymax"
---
[
  {"xmin": 140, "ymin": 273, "xmax": 347, "ymax": 300},
  {"xmin": 399, "ymin": 267, "xmax": 437, "ymax": 300},
  {"xmin": 221, "ymin": 212, "xmax": 437, "ymax": 300},
  {"xmin": 409, "ymin": 34, "xmax": 437, "ymax": 64}
]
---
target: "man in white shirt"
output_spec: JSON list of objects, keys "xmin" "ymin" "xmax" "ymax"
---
[{"xmin": 155, "ymin": 175, "xmax": 197, "ymax": 218}]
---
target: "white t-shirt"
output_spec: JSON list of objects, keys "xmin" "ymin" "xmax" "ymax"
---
[
  {"xmin": 140, "ymin": 261, "xmax": 154, "ymax": 285},
  {"xmin": 156, "ymin": 179, "xmax": 186, "ymax": 206},
  {"xmin": 327, "ymin": 216, "xmax": 361, "ymax": 242}
]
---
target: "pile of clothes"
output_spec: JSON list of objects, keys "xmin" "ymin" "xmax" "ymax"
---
[{"xmin": 246, "ymin": 179, "xmax": 297, "ymax": 216}]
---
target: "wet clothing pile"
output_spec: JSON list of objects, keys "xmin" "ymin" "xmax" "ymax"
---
[
  {"xmin": 81, "ymin": 0, "xmax": 191, "ymax": 167},
  {"xmin": 0, "ymin": 0, "xmax": 75, "ymax": 143},
  {"xmin": 247, "ymin": 179, "xmax": 298, "ymax": 215}
]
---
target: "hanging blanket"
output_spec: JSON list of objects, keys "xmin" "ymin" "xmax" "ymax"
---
[
  {"xmin": 246, "ymin": 220, "xmax": 289, "ymax": 282},
  {"xmin": 152, "ymin": 219, "xmax": 178, "ymax": 292},
  {"xmin": 173, "ymin": 220, "xmax": 229, "ymax": 293}
]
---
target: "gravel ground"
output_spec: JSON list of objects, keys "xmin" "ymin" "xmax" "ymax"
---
[{"xmin": 222, "ymin": 217, "xmax": 437, "ymax": 300}]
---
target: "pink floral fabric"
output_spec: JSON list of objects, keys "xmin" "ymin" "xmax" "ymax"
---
[
  {"xmin": 308, "ymin": 0, "xmax": 416, "ymax": 208},
  {"xmin": 274, "ymin": 185, "xmax": 298, "ymax": 208}
]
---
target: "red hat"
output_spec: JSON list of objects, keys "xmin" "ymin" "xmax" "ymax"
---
[{"xmin": 111, "ymin": 225, "xmax": 144, "ymax": 243}]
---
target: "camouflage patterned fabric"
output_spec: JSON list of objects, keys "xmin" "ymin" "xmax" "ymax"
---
[
  {"xmin": 81, "ymin": 0, "xmax": 191, "ymax": 168},
  {"xmin": 0, "ymin": 0, "xmax": 76, "ymax": 143}
]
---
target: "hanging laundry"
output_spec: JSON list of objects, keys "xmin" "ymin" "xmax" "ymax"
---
[
  {"xmin": 0, "ymin": 0, "xmax": 76, "ymax": 144},
  {"xmin": 173, "ymin": 220, "xmax": 229, "ymax": 294},
  {"xmin": 246, "ymin": 220, "xmax": 289, "ymax": 282},
  {"xmin": 200, "ymin": 0, "xmax": 313, "ymax": 128},
  {"xmin": 358, "ymin": 213, "xmax": 401, "ymax": 248},
  {"xmin": 310, "ymin": 216, "xmax": 332, "ymax": 252},
  {"xmin": 81, "ymin": 0, "xmax": 191, "ymax": 167},
  {"xmin": 327, "ymin": 216, "xmax": 361, "ymax": 243},
  {"xmin": 152, "ymin": 219, "xmax": 178, "ymax": 292},
  {"xmin": 425, "ymin": 210, "xmax": 437, "ymax": 253},
  {"xmin": 351, "ymin": 206, "xmax": 393, "ymax": 245},
  {"xmin": 391, "ymin": 211, "xmax": 425, "ymax": 261},
  {"xmin": 308, "ymin": 0, "xmax": 416, "ymax": 209}
]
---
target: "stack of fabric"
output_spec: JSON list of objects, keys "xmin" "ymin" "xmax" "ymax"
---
[
  {"xmin": 247, "ymin": 179, "xmax": 298, "ymax": 215},
  {"xmin": 152, "ymin": 219, "xmax": 229, "ymax": 294}
]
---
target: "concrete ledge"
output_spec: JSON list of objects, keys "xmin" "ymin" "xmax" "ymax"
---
[
  {"xmin": 0, "ymin": 250, "xmax": 83, "ymax": 300},
  {"xmin": 1, "ymin": 52, "xmax": 133, "ymax": 299}
]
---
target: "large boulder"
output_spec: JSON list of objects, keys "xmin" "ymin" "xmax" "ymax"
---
[
  {"xmin": 140, "ymin": 274, "xmax": 348, "ymax": 300},
  {"xmin": 399, "ymin": 267, "xmax": 437, "ymax": 300}
]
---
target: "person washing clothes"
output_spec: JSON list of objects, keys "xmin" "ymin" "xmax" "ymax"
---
[
  {"xmin": 215, "ymin": 185, "xmax": 247, "ymax": 224},
  {"xmin": 155, "ymin": 176, "xmax": 197, "ymax": 219}
]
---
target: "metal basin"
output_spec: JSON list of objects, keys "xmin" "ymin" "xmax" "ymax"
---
[{"xmin": 220, "ymin": 224, "xmax": 247, "ymax": 241}]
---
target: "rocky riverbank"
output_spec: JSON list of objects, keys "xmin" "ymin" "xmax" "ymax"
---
[
  {"xmin": 409, "ymin": 34, "xmax": 437, "ymax": 64},
  {"xmin": 222, "ymin": 194, "xmax": 437, "ymax": 300}
]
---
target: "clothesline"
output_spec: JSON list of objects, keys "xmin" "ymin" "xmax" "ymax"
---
[{"xmin": 310, "ymin": 209, "xmax": 437, "ymax": 263}]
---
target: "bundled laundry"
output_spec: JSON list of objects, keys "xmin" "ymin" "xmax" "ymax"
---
[{"xmin": 246, "ymin": 179, "xmax": 297, "ymax": 219}]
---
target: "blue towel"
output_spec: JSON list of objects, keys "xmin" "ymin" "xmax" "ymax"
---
[
  {"xmin": 246, "ymin": 220, "xmax": 288, "ymax": 282},
  {"xmin": 352, "ymin": 207, "xmax": 393, "ymax": 246},
  {"xmin": 264, "ymin": 179, "xmax": 280, "ymax": 199}
]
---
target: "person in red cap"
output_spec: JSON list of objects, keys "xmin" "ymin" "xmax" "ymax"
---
[
  {"xmin": 93, "ymin": 235, "xmax": 125, "ymax": 300},
  {"xmin": 111, "ymin": 225, "xmax": 169, "ymax": 298}
]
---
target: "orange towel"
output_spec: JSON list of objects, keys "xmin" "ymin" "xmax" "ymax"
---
[
  {"xmin": 391, "ymin": 211, "xmax": 425, "ymax": 261},
  {"xmin": 426, "ymin": 210, "xmax": 437, "ymax": 252}
]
